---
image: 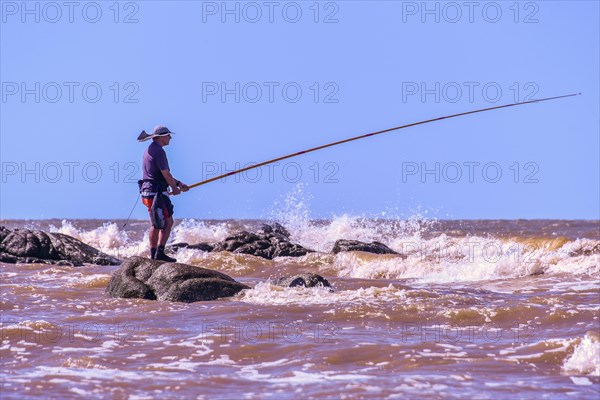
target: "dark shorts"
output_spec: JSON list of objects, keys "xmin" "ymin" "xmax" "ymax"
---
[{"xmin": 142, "ymin": 194, "xmax": 174, "ymax": 219}]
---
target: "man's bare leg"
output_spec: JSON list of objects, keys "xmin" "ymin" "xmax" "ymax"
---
[
  {"xmin": 149, "ymin": 226, "xmax": 159, "ymax": 258},
  {"xmin": 155, "ymin": 217, "xmax": 176, "ymax": 262},
  {"xmin": 158, "ymin": 217, "xmax": 174, "ymax": 246}
]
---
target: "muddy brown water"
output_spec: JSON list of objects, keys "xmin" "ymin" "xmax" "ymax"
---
[{"xmin": 1, "ymin": 219, "xmax": 599, "ymax": 399}]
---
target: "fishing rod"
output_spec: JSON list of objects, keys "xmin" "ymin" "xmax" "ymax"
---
[{"xmin": 188, "ymin": 93, "xmax": 581, "ymax": 190}]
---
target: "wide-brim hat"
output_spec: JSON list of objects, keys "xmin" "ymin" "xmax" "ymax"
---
[{"xmin": 137, "ymin": 125, "xmax": 175, "ymax": 142}]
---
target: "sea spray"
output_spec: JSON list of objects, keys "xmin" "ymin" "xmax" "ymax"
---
[
  {"xmin": 171, "ymin": 219, "xmax": 231, "ymax": 245},
  {"xmin": 49, "ymin": 220, "xmax": 130, "ymax": 253},
  {"xmin": 563, "ymin": 333, "xmax": 600, "ymax": 376},
  {"xmin": 267, "ymin": 183, "xmax": 436, "ymax": 253}
]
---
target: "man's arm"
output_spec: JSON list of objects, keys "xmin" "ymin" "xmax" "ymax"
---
[{"xmin": 160, "ymin": 170, "xmax": 189, "ymax": 195}]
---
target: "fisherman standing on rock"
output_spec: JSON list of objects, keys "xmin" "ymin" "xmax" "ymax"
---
[{"xmin": 137, "ymin": 126, "xmax": 189, "ymax": 261}]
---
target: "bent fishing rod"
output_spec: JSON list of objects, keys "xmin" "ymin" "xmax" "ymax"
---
[{"xmin": 188, "ymin": 93, "xmax": 580, "ymax": 190}]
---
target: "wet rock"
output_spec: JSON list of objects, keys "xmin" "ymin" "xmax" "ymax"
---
[
  {"xmin": 0, "ymin": 226, "xmax": 121, "ymax": 266},
  {"xmin": 331, "ymin": 239, "xmax": 397, "ymax": 255},
  {"xmin": 273, "ymin": 273, "xmax": 331, "ymax": 289},
  {"xmin": 106, "ymin": 256, "xmax": 250, "ymax": 303},
  {"xmin": 258, "ymin": 222, "xmax": 290, "ymax": 238},
  {"xmin": 173, "ymin": 223, "xmax": 313, "ymax": 260},
  {"xmin": 169, "ymin": 242, "xmax": 215, "ymax": 252}
]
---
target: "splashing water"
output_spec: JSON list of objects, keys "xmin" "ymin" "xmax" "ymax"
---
[
  {"xmin": 563, "ymin": 333, "xmax": 600, "ymax": 376},
  {"xmin": 268, "ymin": 183, "xmax": 313, "ymax": 237},
  {"xmin": 50, "ymin": 220, "xmax": 130, "ymax": 253},
  {"xmin": 267, "ymin": 184, "xmax": 436, "ymax": 253},
  {"xmin": 171, "ymin": 219, "xmax": 231, "ymax": 244}
]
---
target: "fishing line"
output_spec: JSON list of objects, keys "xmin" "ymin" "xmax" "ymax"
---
[{"xmin": 122, "ymin": 193, "xmax": 140, "ymax": 229}]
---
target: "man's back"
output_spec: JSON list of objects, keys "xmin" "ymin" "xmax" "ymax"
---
[{"xmin": 142, "ymin": 141, "xmax": 169, "ymax": 191}]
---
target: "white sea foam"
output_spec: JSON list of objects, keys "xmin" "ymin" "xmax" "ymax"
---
[
  {"xmin": 325, "ymin": 235, "xmax": 599, "ymax": 283},
  {"xmin": 49, "ymin": 220, "xmax": 147, "ymax": 258},
  {"xmin": 563, "ymin": 333, "xmax": 600, "ymax": 376},
  {"xmin": 21, "ymin": 365, "xmax": 171, "ymax": 381},
  {"xmin": 237, "ymin": 368, "xmax": 372, "ymax": 384},
  {"xmin": 46, "ymin": 201, "xmax": 598, "ymax": 284},
  {"xmin": 50, "ymin": 220, "xmax": 130, "ymax": 253},
  {"xmin": 544, "ymin": 239, "xmax": 600, "ymax": 276},
  {"xmin": 239, "ymin": 282, "xmax": 406, "ymax": 306},
  {"xmin": 263, "ymin": 186, "xmax": 600, "ymax": 282},
  {"xmin": 171, "ymin": 219, "xmax": 230, "ymax": 245},
  {"xmin": 570, "ymin": 376, "xmax": 593, "ymax": 385},
  {"xmin": 48, "ymin": 219, "xmax": 232, "ymax": 260},
  {"xmin": 289, "ymin": 213, "xmax": 430, "ymax": 254},
  {"xmin": 268, "ymin": 183, "xmax": 432, "ymax": 253},
  {"xmin": 196, "ymin": 355, "xmax": 236, "ymax": 366},
  {"xmin": 145, "ymin": 359, "xmax": 205, "ymax": 372}
]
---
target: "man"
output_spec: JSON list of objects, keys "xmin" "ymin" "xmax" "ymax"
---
[{"xmin": 138, "ymin": 125, "xmax": 189, "ymax": 261}]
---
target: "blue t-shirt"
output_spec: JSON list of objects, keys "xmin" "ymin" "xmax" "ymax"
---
[{"xmin": 142, "ymin": 141, "xmax": 170, "ymax": 191}]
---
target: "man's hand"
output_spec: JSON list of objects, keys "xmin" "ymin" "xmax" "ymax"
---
[
  {"xmin": 171, "ymin": 186, "xmax": 182, "ymax": 195},
  {"xmin": 179, "ymin": 183, "xmax": 190, "ymax": 192}
]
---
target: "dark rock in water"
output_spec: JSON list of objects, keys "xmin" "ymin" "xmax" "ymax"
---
[
  {"xmin": 274, "ymin": 274, "xmax": 331, "ymax": 288},
  {"xmin": 169, "ymin": 242, "xmax": 215, "ymax": 252},
  {"xmin": 331, "ymin": 239, "xmax": 398, "ymax": 255},
  {"xmin": 173, "ymin": 223, "xmax": 312, "ymax": 260},
  {"xmin": 106, "ymin": 256, "xmax": 250, "ymax": 303},
  {"xmin": 258, "ymin": 222, "xmax": 291, "ymax": 238},
  {"xmin": 0, "ymin": 226, "xmax": 121, "ymax": 266},
  {"xmin": 106, "ymin": 257, "xmax": 157, "ymax": 300}
]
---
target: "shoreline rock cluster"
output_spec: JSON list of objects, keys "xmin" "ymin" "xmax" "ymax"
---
[
  {"xmin": 171, "ymin": 223, "xmax": 398, "ymax": 259},
  {"xmin": 1, "ymin": 223, "xmax": 399, "ymax": 266},
  {"xmin": 0, "ymin": 226, "xmax": 121, "ymax": 266},
  {"xmin": 170, "ymin": 223, "xmax": 313, "ymax": 259}
]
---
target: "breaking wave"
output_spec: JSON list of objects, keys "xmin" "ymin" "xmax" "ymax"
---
[
  {"xmin": 562, "ymin": 333, "xmax": 600, "ymax": 377},
  {"xmin": 46, "ymin": 215, "xmax": 599, "ymax": 284},
  {"xmin": 44, "ymin": 184, "xmax": 598, "ymax": 284}
]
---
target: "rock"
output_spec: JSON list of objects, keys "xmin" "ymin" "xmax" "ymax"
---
[
  {"xmin": 274, "ymin": 273, "xmax": 332, "ymax": 288},
  {"xmin": 169, "ymin": 242, "xmax": 215, "ymax": 252},
  {"xmin": 106, "ymin": 256, "xmax": 250, "ymax": 303},
  {"xmin": 331, "ymin": 239, "xmax": 397, "ymax": 255},
  {"xmin": 258, "ymin": 222, "xmax": 290, "ymax": 238},
  {"xmin": 0, "ymin": 226, "xmax": 121, "ymax": 266},
  {"xmin": 173, "ymin": 223, "xmax": 313, "ymax": 260}
]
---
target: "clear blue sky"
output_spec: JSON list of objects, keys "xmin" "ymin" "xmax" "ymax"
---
[{"xmin": 1, "ymin": 1, "xmax": 599, "ymax": 220}]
